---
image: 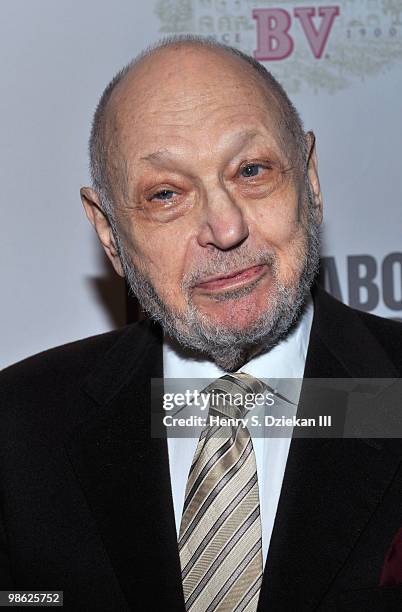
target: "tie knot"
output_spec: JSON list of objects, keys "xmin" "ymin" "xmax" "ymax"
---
[{"xmin": 204, "ymin": 372, "xmax": 265, "ymax": 418}]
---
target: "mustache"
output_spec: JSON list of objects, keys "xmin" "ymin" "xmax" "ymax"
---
[{"xmin": 182, "ymin": 247, "xmax": 277, "ymax": 289}]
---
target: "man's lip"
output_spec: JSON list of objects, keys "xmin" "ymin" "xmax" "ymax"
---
[{"xmin": 193, "ymin": 264, "xmax": 267, "ymax": 292}]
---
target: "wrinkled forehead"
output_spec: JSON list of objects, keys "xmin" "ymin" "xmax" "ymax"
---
[{"xmin": 103, "ymin": 47, "xmax": 294, "ymax": 190}]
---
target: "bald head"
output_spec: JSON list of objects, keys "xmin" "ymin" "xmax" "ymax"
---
[{"xmin": 89, "ymin": 37, "xmax": 307, "ymax": 218}]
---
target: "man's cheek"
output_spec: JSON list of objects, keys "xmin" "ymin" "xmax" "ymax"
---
[{"xmin": 150, "ymin": 271, "xmax": 187, "ymax": 307}]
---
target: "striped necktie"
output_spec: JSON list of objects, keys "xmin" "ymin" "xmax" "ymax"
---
[{"xmin": 178, "ymin": 373, "xmax": 265, "ymax": 612}]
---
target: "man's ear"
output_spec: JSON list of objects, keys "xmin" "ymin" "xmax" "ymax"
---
[
  {"xmin": 305, "ymin": 131, "xmax": 323, "ymax": 225},
  {"xmin": 80, "ymin": 187, "xmax": 124, "ymax": 277}
]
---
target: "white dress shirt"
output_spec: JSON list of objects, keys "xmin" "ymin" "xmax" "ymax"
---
[{"xmin": 164, "ymin": 295, "xmax": 314, "ymax": 567}]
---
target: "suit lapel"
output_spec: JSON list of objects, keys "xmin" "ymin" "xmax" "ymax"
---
[
  {"xmin": 64, "ymin": 320, "xmax": 185, "ymax": 611},
  {"xmin": 258, "ymin": 287, "xmax": 402, "ymax": 610}
]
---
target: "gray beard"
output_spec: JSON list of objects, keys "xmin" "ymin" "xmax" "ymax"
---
[{"xmin": 115, "ymin": 199, "xmax": 320, "ymax": 372}]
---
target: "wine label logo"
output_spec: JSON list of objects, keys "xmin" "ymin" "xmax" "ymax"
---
[{"xmin": 155, "ymin": 0, "xmax": 402, "ymax": 93}]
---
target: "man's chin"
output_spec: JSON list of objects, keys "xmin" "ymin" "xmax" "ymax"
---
[{"xmin": 191, "ymin": 282, "xmax": 277, "ymax": 332}]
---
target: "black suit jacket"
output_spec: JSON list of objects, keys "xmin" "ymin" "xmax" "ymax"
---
[{"xmin": 1, "ymin": 286, "xmax": 402, "ymax": 611}]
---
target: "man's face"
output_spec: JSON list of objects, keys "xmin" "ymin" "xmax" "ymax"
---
[{"xmin": 91, "ymin": 47, "xmax": 321, "ymax": 369}]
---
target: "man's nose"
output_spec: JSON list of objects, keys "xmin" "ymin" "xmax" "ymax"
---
[{"xmin": 197, "ymin": 186, "xmax": 249, "ymax": 250}]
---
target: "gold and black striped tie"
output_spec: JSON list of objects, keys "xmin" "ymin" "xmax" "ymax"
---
[{"xmin": 178, "ymin": 373, "xmax": 265, "ymax": 612}]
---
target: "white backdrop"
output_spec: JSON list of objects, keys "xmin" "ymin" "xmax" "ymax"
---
[{"xmin": 1, "ymin": 0, "xmax": 402, "ymax": 369}]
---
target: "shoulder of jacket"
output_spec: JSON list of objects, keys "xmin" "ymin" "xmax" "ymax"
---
[{"xmin": 0, "ymin": 323, "xmax": 140, "ymax": 391}]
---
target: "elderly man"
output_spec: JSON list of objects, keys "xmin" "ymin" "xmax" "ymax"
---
[{"xmin": 1, "ymin": 37, "xmax": 402, "ymax": 611}]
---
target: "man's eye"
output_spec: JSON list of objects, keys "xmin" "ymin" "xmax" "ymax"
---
[
  {"xmin": 240, "ymin": 164, "xmax": 265, "ymax": 178},
  {"xmin": 151, "ymin": 189, "xmax": 176, "ymax": 201}
]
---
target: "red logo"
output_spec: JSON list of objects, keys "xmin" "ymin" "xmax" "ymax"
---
[{"xmin": 253, "ymin": 6, "xmax": 340, "ymax": 60}]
